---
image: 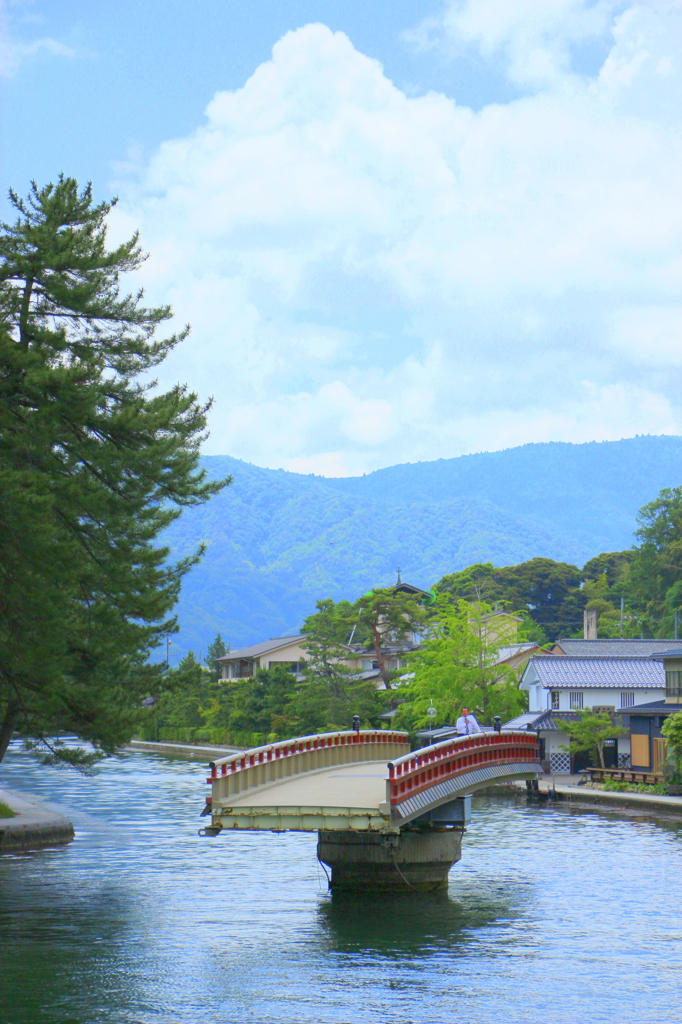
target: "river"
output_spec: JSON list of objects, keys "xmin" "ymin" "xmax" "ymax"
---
[{"xmin": 1, "ymin": 744, "xmax": 681, "ymax": 1024}]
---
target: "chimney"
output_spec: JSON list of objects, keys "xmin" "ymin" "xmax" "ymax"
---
[{"xmin": 583, "ymin": 608, "xmax": 597, "ymax": 640}]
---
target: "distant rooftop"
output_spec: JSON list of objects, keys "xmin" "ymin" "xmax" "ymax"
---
[
  {"xmin": 217, "ymin": 635, "xmax": 304, "ymax": 662},
  {"xmin": 619, "ymin": 699, "xmax": 682, "ymax": 715},
  {"xmin": 496, "ymin": 642, "xmax": 541, "ymax": 664},
  {"xmin": 554, "ymin": 639, "xmax": 682, "ymax": 657},
  {"xmin": 526, "ymin": 655, "xmax": 664, "ymax": 688},
  {"xmin": 504, "ymin": 710, "xmax": 588, "ymax": 730}
]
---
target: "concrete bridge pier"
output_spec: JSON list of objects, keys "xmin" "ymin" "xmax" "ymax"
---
[{"xmin": 317, "ymin": 828, "xmax": 463, "ymax": 892}]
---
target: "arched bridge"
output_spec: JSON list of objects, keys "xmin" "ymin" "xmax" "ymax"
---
[{"xmin": 201, "ymin": 729, "xmax": 541, "ymax": 891}]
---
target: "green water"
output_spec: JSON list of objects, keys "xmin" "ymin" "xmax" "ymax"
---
[{"xmin": 1, "ymin": 745, "xmax": 681, "ymax": 1023}]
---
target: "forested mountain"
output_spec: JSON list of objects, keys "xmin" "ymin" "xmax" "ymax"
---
[{"xmin": 164, "ymin": 435, "xmax": 682, "ymax": 660}]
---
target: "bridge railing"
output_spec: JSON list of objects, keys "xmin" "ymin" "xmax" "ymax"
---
[
  {"xmin": 386, "ymin": 730, "xmax": 540, "ymax": 808},
  {"xmin": 208, "ymin": 730, "xmax": 410, "ymax": 804}
]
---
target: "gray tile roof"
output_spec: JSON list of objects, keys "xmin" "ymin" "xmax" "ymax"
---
[
  {"xmin": 621, "ymin": 700, "xmax": 682, "ymax": 715},
  {"xmin": 554, "ymin": 639, "xmax": 682, "ymax": 657},
  {"xmin": 216, "ymin": 635, "xmax": 305, "ymax": 662},
  {"xmin": 502, "ymin": 712, "xmax": 541, "ymax": 730},
  {"xmin": 529, "ymin": 655, "xmax": 664, "ymax": 688},
  {"xmin": 505, "ymin": 709, "xmax": 626, "ymax": 731},
  {"xmin": 532, "ymin": 709, "xmax": 628, "ymax": 730},
  {"xmin": 495, "ymin": 642, "xmax": 540, "ymax": 664}
]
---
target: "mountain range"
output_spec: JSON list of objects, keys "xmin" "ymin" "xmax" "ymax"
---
[{"xmin": 163, "ymin": 435, "xmax": 682, "ymax": 661}]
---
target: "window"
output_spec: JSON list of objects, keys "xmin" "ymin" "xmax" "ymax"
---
[
  {"xmin": 268, "ymin": 660, "xmax": 300, "ymax": 673},
  {"xmin": 569, "ymin": 692, "xmax": 583, "ymax": 710},
  {"xmin": 551, "ymin": 691, "xmax": 560, "ymax": 710},
  {"xmin": 666, "ymin": 670, "xmax": 682, "ymax": 699},
  {"xmin": 620, "ymin": 692, "xmax": 635, "ymax": 708}
]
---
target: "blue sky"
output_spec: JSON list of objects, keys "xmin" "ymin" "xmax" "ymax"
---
[{"xmin": 2, "ymin": 1, "xmax": 681, "ymax": 475}]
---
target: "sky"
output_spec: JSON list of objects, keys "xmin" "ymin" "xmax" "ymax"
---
[{"xmin": 2, "ymin": 0, "xmax": 681, "ymax": 476}]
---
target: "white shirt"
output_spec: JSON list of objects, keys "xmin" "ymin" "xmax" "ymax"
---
[{"xmin": 456, "ymin": 713, "xmax": 481, "ymax": 735}]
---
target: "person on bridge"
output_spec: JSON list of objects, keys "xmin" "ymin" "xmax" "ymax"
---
[{"xmin": 456, "ymin": 708, "xmax": 481, "ymax": 735}]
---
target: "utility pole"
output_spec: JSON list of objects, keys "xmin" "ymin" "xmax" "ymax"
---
[
  {"xmin": 620, "ymin": 597, "xmax": 624, "ymax": 638},
  {"xmin": 675, "ymin": 609, "xmax": 679, "ymax": 641}
]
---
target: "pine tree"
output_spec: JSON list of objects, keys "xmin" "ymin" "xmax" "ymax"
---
[
  {"xmin": 352, "ymin": 588, "xmax": 427, "ymax": 688},
  {"xmin": 205, "ymin": 633, "xmax": 228, "ymax": 681},
  {"xmin": 297, "ymin": 599, "xmax": 384, "ymax": 733},
  {"xmin": 0, "ymin": 177, "xmax": 230, "ymax": 767}
]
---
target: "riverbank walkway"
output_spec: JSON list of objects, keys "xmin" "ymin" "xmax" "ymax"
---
[
  {"xmin": 127, "ymin": 739, "xmax": 242, "ymax": 759},
  {"xmin": 514, "ymin": 773, "xmax": 682, "ymax": 816},
  {"xmin": 0, "ymin": 787, "xmax": 74, "ymax": 852}
]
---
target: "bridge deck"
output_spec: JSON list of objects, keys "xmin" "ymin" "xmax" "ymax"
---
[
  {"xmin": 221, "ymin": 760, "xmax": 388, "ymax": 812},
  {"xmin": 206, "ymin": 729, "xmax": 541, "ymax": 833}
]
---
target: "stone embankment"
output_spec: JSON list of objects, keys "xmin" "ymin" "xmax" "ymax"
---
[
  {"xmin": 127, "ymin": 739, "xmax": 243, "ymax": 759},
  {"xmin": 510, "ymin": 775, "xmax": 682, "ymax": 816},
  {"xmin": 0, "ymin": 788, "xmax": 75, "ymax": 853}
]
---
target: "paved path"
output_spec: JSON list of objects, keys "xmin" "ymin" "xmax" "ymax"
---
[
  {"xmin": 0, "ymin": 787, "xmax": 74, "ymax": 852},
  {"xmin": 223, "ymin": 760, "xmax": 388, "ymax": 812}
]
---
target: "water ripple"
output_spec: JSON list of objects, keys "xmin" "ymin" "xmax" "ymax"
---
[{"xmin": 1, "ymin": 745, "xmax": 681, "ymax": 1023}]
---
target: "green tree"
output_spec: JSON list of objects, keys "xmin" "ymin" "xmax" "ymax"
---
[
  {"xmin": 661, "ymin": 711, "xmax": 682, "ymax": 782},
  {"xmin": 395, "ymin": 596, "xmax": 527, "ymax": 733},
  {"xmin": 562, "ymin": 709, "xmax": 626, "ymax": 769},
  {"xmin": 581, "ymin": 551, "xmax": 638, "ymax": 638},
  {"xmin": 205, "ymin": 633, "xmax": 228, "ymax": 681},
  {"xmin": 157, "ymin": 651, "xmax": 211, "ymax": 731},
  {"xmin": 294, "ymin": 598, "xmax": 383, "ymax": 734},
  {"xmin": 629, "ymin": 487, "xmax": 682, "ymax": 636},
  {"xmin": 352, "ymin": 587, "xmax": 427, "ymax": 688},
  {"xmin": 212, "ymin": 664, "xmax": 299, "ymax": 738},
  {"xmin": 0, "ymin": 177, "xmax": 229, "ymax": 768},
  {"xmin": 437, "ymin": 558, "xmax": 585, "ymax": 641}
]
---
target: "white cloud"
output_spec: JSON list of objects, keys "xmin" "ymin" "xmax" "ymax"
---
[
  {"xmin": 609, "ymin": 306, "xmax": 682, "ymax": 365},
  {"xmin": 406, "ymin": 0, "xmax": 622, "ymax": 88},
  {"xmin": 113, "ymin": 8, "xmax": 682, "ymax": 475},
  {"xmin": 0, "ymin": 1, "xmax": 75, "ymax": 77}
]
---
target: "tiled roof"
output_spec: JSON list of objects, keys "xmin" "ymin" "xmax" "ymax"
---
[
  {"xmin": 621, "ymin": 700, "xmax": 682, "ymax": 715},
  {"xmin": 554, "ymin": 639, "xmax": 682, "ymax": 657},
  {"xmin": 502, "ymin": 712, "xmax": 542, "ymax": 730},
  {"xmin": 528, "ymin": 655, "xmax": 664, "ymax": 688},
  {"xmin": 531, "ymin": 710, "xmax": 588, "ymax": 730},
  {"xmin": 495, "ymin": 642, "xmax": 540, "ymax": 664},
  {"xmin": 216, "ymin": 635, "xmax": 305, "ymax": 662},
  {"xmin": 504, "ymin": 710, "xmax": 626, "ymax": 731}
]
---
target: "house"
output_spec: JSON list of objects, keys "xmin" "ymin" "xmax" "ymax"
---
[
  {"xmin": 480, "ymin": 609, "xmax": 524, "ymax": 645},
  {"xmin": 551, "ymin": 638, "xmax": 682, "ymax": 658},
  {"xmin": 215, "ymin": 581, "xmax": 538, "ymax": 704},
  {"xmin": 216, "ymin": 635, "xmax": 311, "ymax": 680},
  {"xmin": 624, "ymin": 648, "xmax": 682, "ymax": 772},
  {"xmin": 513, "ymin": 654, "xmax": 667, "ymax": 771}
]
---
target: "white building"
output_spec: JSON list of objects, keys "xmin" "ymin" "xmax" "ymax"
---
[{"xmin": 510, "ymin": 655, "xmax": 666, "ymax": 772}]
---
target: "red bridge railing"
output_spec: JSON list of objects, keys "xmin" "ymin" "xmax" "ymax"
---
[
  {"xmin": 387, "ymin": 730, "xmax": 540, "ymax": 807},
  {"xmin": 208, "ymin": 729, "xmax": 408, "ymax": 782}
]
